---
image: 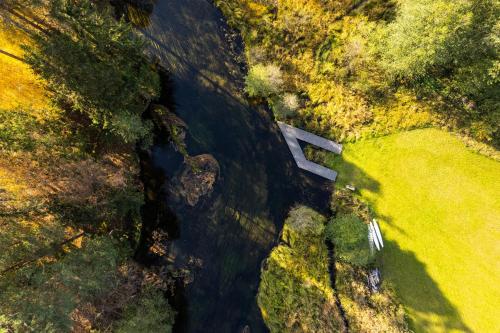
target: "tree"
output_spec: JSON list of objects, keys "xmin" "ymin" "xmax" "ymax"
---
[
  {"xmin": 377, "ymin": 0, "xmax": 475, "ymax": 80},
  {"xmin": 23, "ymin": 0, "xmax": 160, "ymax": 144},
  {"xmin": 326, "ymin": 214, "xmax": 372, "ymax": 267},
  {"xmin": 0, "ymin": 236, "xmax": 125, "ymax": 332},
  {"xmin": 376, "ymin": 0, "xmax": 500, "ymax": 143},
  {"xmin": 257, "ymin": 206, "xmax": 346, "ymax": 333}
]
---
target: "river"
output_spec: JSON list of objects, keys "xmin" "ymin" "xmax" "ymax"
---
[{"xmin": 141, "ymin": 1, "xmax": 331, "ymax": 332}]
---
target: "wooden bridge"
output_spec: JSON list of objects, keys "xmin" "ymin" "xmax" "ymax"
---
[{"xmin": 278, "ymin": 122, "xmax": 342, "ymax": 181}]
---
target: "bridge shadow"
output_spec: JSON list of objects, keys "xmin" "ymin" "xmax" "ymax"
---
[{"xmin": 303, "ymin": 148, "xmax": 381, "ymax": 195}]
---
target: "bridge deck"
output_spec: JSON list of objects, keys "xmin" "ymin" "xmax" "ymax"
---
[{"xmin": 278, "ymin": 122, "xmax": 342, "ymax": 181}]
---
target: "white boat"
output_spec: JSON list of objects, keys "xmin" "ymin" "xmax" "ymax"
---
[
  {"xmin": 369, "ymin": 222, "xmax": 381, "ymax": 251},
  {"xmin": 372, "ymin": 219, "xmax": 384, "ymax": 248}
]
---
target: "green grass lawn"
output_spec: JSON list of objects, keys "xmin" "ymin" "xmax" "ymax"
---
[{"xmin": 325, "ymin": 128, "xmax": 500, "ymax": 333}]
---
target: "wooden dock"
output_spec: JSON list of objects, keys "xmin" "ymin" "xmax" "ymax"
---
[{"xmin": 278, "ymin": 122, "xmax": 342, "ymax": 181}]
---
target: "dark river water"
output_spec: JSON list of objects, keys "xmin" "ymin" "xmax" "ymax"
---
[{"xmin": 141, "ymin": 1, "xmax": 331, "ymax": 332}]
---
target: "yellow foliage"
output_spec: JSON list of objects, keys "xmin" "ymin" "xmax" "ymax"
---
[
  {"xmin": 304, "ymin": 82, "xmax": 372, "ymax": 141},
  {"xmin": 65, "ymin": 227, "xmax": 84, "ymax": 248},
  {"xmin": 217, "ymin": 0, "xmax": 438, "ymax": 142},
  {"xmin": 0, "ymin": 153, "xmax": 38, "ymax": 203},
  {"xmin": 0, "ymin": 20, "xmax": 54, "ymax": 119},
  {"xmin": 276, "ymin": 0, "xmax": 335, "ymax": 37},
  {"xmin": 371, "ymin": 92, "xmax": 435, "ymax": 136},
  {"xmin": 246, "ymin": 0, "xmax": 268, "ymax": 17},
  {"xmin": 287, "ymin": 49, "xmax": 315, "ymax": 89}
]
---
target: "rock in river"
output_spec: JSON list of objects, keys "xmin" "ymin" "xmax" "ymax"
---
[{"xmin": 177, "ymin": 154, "xmax": 220, "ymax": 206}]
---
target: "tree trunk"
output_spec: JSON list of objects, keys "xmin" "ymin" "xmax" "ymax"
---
[{"xmin": 0, "ymin": 232, "xmax": 85, "ymax": 276}]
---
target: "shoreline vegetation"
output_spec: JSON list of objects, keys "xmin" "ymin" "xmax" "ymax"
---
[
  {"xmin": 0, "ymin": 1, "xmax": 182, "ymax": 331},
  {"xmin": 258, "ymin": 205, "xmax": 409, "ymax": 332},
  {"xmin": 257, "ymin": 206, "xmax": 346, "ymax": 333},
  {"xmin": 214, "ymin": 0, "xmax": 499, "ymax": 332},
  {"xmin": 215, "ymin": 0, "xmax": 499, "ymax": 155}
]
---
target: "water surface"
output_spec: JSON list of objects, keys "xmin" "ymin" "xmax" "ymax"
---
[{"xmin": 142, "ymin": 1, "xmax": 331, "ymax": 331}]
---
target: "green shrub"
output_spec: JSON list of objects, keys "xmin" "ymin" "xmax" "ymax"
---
[
  {"xmin": 245, "ymin": 64, "xmax": 283, "ymax": 98},
  {"xmin": 336, "ymin": 262, "xmax": 410, "ymax": 332},
  {"xmin": 270, "ymin": 93, "xmax": 299, "ymax": 119},
  {"xmin": 257, "ymin": 206, "xmax": 346, "ymax": 333},
  {"xmin": 115, "ymin": 289, "xmax": 175, "ymax": 333},
  {"xmin": 326, "ymin": 214, "xmax": 372, "ymax": 267}
]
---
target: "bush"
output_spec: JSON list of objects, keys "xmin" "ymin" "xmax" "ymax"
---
[
  {"xmin": 270, "ymin": 93, "xmax": 299, "ymax": 119},
  {"xmin": 115, "ymin": 288, "xmax": 175, "ymax": 333},
  {"xmin": 336, "ymin": 262, "xmax": 410, "ymax": 332},
  {"xmin": 285, "ymin": 205, "xmax": 325, "ymax": 236},
  {"xmin": 257, "ymin": 206, "xmax": 346, "ymax": 333},
  {"xmin": 326, "ymin": 214, "xmax": 372, "ymax": 266},
  {"xmin": 244, "ymin": 64, "xmax": 283, "ymax": 98}
]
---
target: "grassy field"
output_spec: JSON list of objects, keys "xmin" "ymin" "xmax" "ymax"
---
[{"xmin": 325, "ymin": 128, "xmax": 500, "ymax": 333}]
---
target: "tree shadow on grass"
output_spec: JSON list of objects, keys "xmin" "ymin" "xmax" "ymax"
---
[
  {"xmin": 381, "ymin": 240, "xmax": 472, "ymax": 333},
  {"xmin": 313, "ymin": 150, "xmax": 471, "ymax": 332},
  {"xmin": 316, "ymin": 150, "xmax": 413, "ymax": 236}
]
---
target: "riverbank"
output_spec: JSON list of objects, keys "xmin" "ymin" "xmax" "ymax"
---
[
  {"xmin": 0, "ymin": 3, "xmax": 178, "ymax": 331},
  {"xmin": 138, "ymin": 0, "xmax": 334, "ymax": 331},
  {"xmin": 214, "ymin": 0, "xmax": 499, "ymax": 148},
  {"xmin": 212, "ymin": 1, "xmax": 499, "ymax": 332}
]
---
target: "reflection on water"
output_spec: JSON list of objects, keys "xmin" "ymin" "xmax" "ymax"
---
[{"xmin": 142, "ymin": 1, "xmax": 331, "ymax": 332}]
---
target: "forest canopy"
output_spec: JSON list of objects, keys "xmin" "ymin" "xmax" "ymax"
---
[{"xmin": 0, "ymin": 0, "xmax": 173, "ymax": 331}]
